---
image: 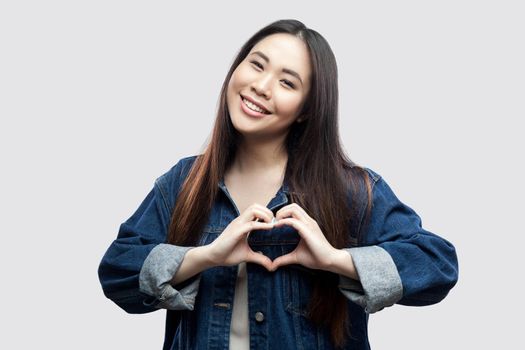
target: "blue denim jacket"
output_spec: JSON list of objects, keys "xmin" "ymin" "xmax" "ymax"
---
[{"xmin": 98, "ymin": 155, "xmax": 459, "ymax": 350}]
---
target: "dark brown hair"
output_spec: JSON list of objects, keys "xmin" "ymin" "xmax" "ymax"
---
[{"xmin": 167, "ymin": 19, "xmax": 372, "ymax": 348}]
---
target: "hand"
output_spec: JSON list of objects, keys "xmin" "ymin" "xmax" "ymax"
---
[
  {"xmin": 207, "ymin": 203, "xmax": 275, "ymax": 271},
  {"xmin": 270, "ymin": 203, "xmax": 338, "ymax": 271}
]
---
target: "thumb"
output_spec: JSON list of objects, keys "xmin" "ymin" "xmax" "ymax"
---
[
  {"xmin": 246, "ymin": 250, "xmax": 274, "ymax": 271},
  {"xmin": 270, "ymin": 252, "xmax": 297, "ymax": 271}
]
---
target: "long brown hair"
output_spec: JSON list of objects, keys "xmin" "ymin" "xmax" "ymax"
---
[{"xmin": 167, "ymin": 19, "xmax": 373, "ymax": 348}]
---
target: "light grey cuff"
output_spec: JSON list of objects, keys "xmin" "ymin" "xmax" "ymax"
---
[
  {"xmin": 338, "ymin": 246, "xmax": 403, "ymax": 313},
  {"xmin": 139, "ymin": 244, "xmax": 201, "ymax": 311}
]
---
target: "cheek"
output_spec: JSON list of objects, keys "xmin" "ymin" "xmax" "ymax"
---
[
  {"xmin": 227, "ymin": 72, "xmax": 238, "ymax": 92},
  {"xmin": 230, "ymin": 66, "xmax": 252, "ymax": 87},
  {"xmin": 275, "ymin": 94, "xmax": 304, "ymax": 117},
  {"xmin": 227, "ymin": 70, "xmax": 244, "ymax": 101}
]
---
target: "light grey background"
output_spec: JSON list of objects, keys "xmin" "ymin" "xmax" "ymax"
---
[{"xmin": 1, "ymin": 1, "xmax": 523, "ymax": 349}]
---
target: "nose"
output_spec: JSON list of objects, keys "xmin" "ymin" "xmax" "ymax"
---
[{"xmin": 251, "ymin": 74, "xmax": 272, "ymax": 99}]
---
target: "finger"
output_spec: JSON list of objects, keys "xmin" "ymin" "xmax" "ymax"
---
[
  {"xmin": 273, "ymin": 218, "xmax": 315, "ymax": 245},
  {"xmin": 240, "ymin": 220, "xmax": 275, "ymax": 237},
  {"xmin": 273, "ymin": 217, "xmax": 308, "ymax": 237},
  {"xmin": 253, "ymin": 203, "xmax": 276, "ymax": 219},
  {"xmin": 271, "ymin": 252, "xmax": 298, "ymax": 271},
  {"xmin": 242, "ymin": 206, "xmax": 274, "ymax": 224},
  {"xmin": 246, "ymin": 250, "xmax": 274, "ymax": 271},
  {"xmin": 275, "ymin": 204, "xmax": 310, "ymax": 222}
]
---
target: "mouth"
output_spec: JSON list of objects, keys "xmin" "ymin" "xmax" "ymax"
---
[{"xmin": 240, "ymin": 94, "xmax": 271, "ymax": 115}]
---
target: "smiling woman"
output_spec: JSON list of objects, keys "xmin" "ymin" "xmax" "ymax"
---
[
  {"xmin": 227, "ymin": 33, "xmax": 312, "ymax": 140},
  {"xmin": 98, "ymin": 19, "xmax": 459, "ymax": 350}
]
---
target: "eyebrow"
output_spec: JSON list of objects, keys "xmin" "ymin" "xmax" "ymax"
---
[{"xmin": 249, "ymin": 51, "xmax": 304, "ymax": 86}]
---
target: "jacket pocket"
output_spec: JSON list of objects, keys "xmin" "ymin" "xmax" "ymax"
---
[
  {"xmin": 282, "ymin": 261, "xmax": 330, "ymax": 349},
  {"xmin": 283, "ymin": 265, "xmax": 317, "ymax": 316}
]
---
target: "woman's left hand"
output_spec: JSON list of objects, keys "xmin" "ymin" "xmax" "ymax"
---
[{"xmin": 270, "ymin": 203, "xmax": 338, "ymax": 271}]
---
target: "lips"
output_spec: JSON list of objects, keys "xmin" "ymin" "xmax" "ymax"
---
[{"xmin": 240, "ymin": 94, "xmax": 271, "ymax": 114}]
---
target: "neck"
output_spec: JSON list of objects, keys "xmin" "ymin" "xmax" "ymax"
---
[{"xmin": 232, "ymin": 134, "xmax": 288, "ymax": 175}]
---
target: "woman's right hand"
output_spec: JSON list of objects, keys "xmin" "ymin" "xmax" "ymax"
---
[{"xmin": 206, "ymin": 203, "xmax": 275, "ymax": 271}]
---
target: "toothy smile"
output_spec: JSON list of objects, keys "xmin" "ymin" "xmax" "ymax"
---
[{"xmin": 241, "ymin": 96, "xmax": 271, "ymax": 114}]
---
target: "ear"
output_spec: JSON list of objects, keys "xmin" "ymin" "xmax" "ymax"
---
[{"xmin": 296, "ymin": 116, "xmax": 306, "ymax": 123}]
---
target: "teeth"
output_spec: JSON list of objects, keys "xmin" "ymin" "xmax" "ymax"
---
[{"xmin": 243, "ymin": 98, "xmax": 267, "ymax": 114}]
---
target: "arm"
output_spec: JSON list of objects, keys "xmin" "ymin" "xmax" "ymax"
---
[
  {"xmin": 170, "ymin": 245, "xmax": 215, "ymax": 285},
  {"xmin": 326, "ymin": 248, "xmax": 359, "ymax": 280},
  {"xmin": 337, "ymin": 171, "xmax": 459, "ymax": 313},
  {"xmin": 98, "ymin": 163, "xmax": 202, "ymax": 313}
]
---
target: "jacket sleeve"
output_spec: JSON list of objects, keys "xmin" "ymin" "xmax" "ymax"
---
[
  {"xmin": 338, "ymin": 171, "xmax": 459, "ymax": 313},
  {"xmin": 97, "ymin": 164, "xmax": 201, "ymax": 314}
]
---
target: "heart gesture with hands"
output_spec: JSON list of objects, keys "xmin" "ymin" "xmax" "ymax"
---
[{"xmin": 207, "ymin": 202, "xmax": 343, "ymax": 273}]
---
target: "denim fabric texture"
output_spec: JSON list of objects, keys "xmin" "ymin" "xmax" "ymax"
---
[{"xmin": 98, "ymin": 155, "xmax": 459, "ymax": 350}]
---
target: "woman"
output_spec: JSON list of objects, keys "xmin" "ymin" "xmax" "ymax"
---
[{"xmin": 98, "ymin": 19, "xmax": 459, "ymax": 350}]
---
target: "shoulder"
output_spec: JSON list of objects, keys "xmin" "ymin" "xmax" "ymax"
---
[
  {"xmin": 360, "ymin": 166, "xmax": 382, "ymax": 186},
  {"xmin": 363, "ymin": 167, "xmax": 381, "ymax": 182},
  {"xmin": 357, "ymin": 166, "xmax": 412, "ymax": 218},
  {"xmin": 358, "ymin": 166, "xmax": 400, "ymax": 201},
  {"xmin": 155, "ymin": 155, "xmax": 199, "ymax": 185},
  {"xmin": 346, "ymin": 165, "xmax": 399, "ymax": 210},
  {"xmin": 345, "ymin": 163, "xmax": 383, "ymax": 190},
  {"xmin": 153, "ymin": 155, "xmax": 200, "ymax": 209}
]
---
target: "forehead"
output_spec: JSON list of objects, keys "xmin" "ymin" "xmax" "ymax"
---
[{"xmin": 249, "ymin": 33, "xmax": 311, "ymax": 82}]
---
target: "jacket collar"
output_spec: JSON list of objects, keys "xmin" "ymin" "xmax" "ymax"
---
[{"xmin": 218, "ymin": 178, "xmax": 290, "ymax": 212}]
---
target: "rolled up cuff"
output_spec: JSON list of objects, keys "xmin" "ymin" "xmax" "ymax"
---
[
  {"xmin": 139, "ymin": 244, "xmax": 200, "ymax": 310},
  {"xmin": 338, "ymin": 246, "xmax": 403, "ymax": 313}
]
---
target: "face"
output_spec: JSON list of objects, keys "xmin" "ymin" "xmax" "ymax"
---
[{"xmin": 226, "ymin": 33, "xmax": 312, "ymax": 141}]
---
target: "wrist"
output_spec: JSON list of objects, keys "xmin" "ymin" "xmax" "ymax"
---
[
  {"xmin": 194, "ymin": 244, "xmax": 218, "ymax": 269},
  {"xmin": 327, "ymin": 248, "xmax": 359, "ymax": 280}
]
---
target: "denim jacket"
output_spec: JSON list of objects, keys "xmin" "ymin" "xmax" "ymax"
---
[{"xmin": 98, "ymin": 155, "xmax": 459, "ymax": 350}]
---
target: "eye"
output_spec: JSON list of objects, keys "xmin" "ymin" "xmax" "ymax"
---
[
  {"xmin": 282, "ymin": 80, "xmax": 295, "ymax": 89},
  {"xmin": 249, "ymin": 60, "xmax": 295, "ymax": 89},
  {"xmin": 250, "ymin": 60, "xmax": 263, "ymax": 70}
]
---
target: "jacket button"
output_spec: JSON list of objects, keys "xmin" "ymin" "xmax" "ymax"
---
[{"xmin": 254, "ymin": 311, "xmax": 265, "ymax": 322}]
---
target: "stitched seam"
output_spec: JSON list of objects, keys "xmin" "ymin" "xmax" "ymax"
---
[
  {"xmin": 154, "ymin": 179, "xmax": 171, "ymax": 215},
  {"xmin": 356, "ymin": 169, "xmax": 381, "ymax": 243}
]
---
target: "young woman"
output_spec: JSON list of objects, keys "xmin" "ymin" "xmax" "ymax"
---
[{"xmin": 98, "ymin": 19, "xmax": 459, "ymax": 350}]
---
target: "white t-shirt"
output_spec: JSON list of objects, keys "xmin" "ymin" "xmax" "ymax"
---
[{"xmin": 229, "ymin": 262, "xmax": 249, "ymax": 349}]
